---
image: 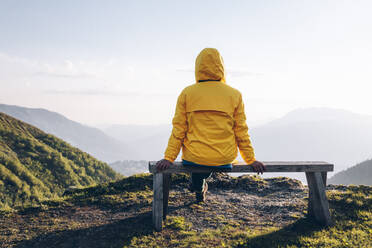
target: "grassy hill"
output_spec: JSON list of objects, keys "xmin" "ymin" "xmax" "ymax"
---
[
  {"xmin": 329, "ymin": 159, "xmax": 372, "ymax": 185},
  {"xmin": 0, "ymin": 112, "xmax": 122, "ymax": 209},
  {"xmin": 0, "ymin": 104, "xmax": 131, "ymax": 163},
  {"xmin": 0, "ymin": 173, "xmax": 371, "ymax": 248}
]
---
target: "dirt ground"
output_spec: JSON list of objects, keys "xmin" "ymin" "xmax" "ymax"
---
[{"xmin": 0, "ymin": 174, "xmax": 310, "ymax": 248}]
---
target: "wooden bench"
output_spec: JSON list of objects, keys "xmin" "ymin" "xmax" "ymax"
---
[{"xmin": 148, "ymin": 161, "xmax": 334, "ymax": 231}]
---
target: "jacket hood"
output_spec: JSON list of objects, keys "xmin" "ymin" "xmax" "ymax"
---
[{"xmin": 195, "ymin": 48, "xmax": 226, "ymax": 83}]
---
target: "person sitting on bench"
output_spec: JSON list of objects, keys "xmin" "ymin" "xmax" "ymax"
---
[{"xmin": 156, "ymin": 48, "xmax": 266, "ymax": 202}]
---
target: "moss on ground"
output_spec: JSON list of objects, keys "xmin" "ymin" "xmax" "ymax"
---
[
  {"xmin": 123, "ymin": 176, "xmax": 372, "ymax": 248},
  {"xmin": 124, "ymin": 184, "xmax": 372, "ymax": 248}
]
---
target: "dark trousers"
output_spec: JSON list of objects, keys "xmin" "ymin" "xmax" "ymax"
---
[
  {"xmin": 190, "ymin": 172, "xmax": 211, "ymax": 192},
  {"xmin": 182, "ymin": 160, "xmax": 232, "ymax": 192}
]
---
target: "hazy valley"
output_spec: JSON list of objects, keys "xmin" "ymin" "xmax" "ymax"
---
[
  {"xmin": 2, "ymin": 104, "xmax": 372, "ymax": 184},
  {"xmin": 104, "ymin": 107, "xmax": 372, "ymax": 183}
]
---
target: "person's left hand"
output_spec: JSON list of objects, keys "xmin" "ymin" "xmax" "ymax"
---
[
  {"xmin": 156, "ymin": 159, "xmax": 173, "ymax": 172},
  {"xmin": 250, "ymin": 160, "xmax": 266, "ymax": 175}
]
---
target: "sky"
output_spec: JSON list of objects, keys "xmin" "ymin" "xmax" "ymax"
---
[{"xmin": 1, "ymin": 0, "xmax": 372, "ymax": 126}]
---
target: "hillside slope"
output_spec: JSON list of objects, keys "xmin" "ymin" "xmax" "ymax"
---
[
  {"xmin": 0, "ymin": 112, "xmax": 122, "ymax": 208},
  {"xmin": 0, "ymin": 173, "xmax": 371, "ymax": 248},
  {"xmin": 0, "ymin": 104, "xmax": 129, "ymax": 163},
  {"xmin": 329, "ymin": 159, "xmax": 372, "ymax": 185}
]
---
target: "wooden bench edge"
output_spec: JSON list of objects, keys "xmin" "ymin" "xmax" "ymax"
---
[{"xmin": 148, "ymin": 161, "xmax": 334, "ymax": 173}]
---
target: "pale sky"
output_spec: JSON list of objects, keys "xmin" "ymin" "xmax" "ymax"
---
[{"xmin": 1, "ymin": 0, "xmax": 372, "ymax": 126}]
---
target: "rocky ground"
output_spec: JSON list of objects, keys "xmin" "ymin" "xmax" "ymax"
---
[
  {"xmin": 169, "ymin": 173, "xmax": 307, "ymax": 231},
  {"xmin": 0, "ymin": 173, "xmax": 370, "ymax": 248}
]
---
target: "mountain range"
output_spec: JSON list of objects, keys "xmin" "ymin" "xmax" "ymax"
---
[
  {"xmin": 0, "ymin": 104, "xmax": 129, "ymax": 163},
  {"xmin": 2, "ymin": 104, "xmax": 372, "ymax": 181},
  {"xmin": 104, "ymin": 108, "xmax": 372, "ymax": 181},
  {"xmin": 250, "ymin": 108, "xmax": 372, "ymax": 179}
]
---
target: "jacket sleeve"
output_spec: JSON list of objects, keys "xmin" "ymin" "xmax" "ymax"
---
[
  {"xmin": 233, "ymin": 93, "xmax": 256, "ymax": 164},
  {"xmin": 164, "ymin": 90, "xmax": 187, "ymax": 162}
]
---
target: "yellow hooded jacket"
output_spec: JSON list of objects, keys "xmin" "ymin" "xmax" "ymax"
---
[{"xmin": 164, "ymin": 48, "xmax": 256, "ymax": 166}]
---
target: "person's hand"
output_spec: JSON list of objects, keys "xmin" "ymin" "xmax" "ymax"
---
[
  {"xmin": 250, "ymin": 160, "xmax": 266, "ymax": 175},
  {"xmin": 156, "ymin": 159, "xmax": 173, "ymax": 172}
]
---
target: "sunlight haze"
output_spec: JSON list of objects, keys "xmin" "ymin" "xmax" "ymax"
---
[{"xmin": 1, "ymin": 0, "xmax": 371, "ymax": 125}]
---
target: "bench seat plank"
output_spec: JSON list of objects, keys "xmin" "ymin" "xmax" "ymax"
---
[{"xmin": 149, "ymin": 161, "xmax": 334, "ymax": 173}]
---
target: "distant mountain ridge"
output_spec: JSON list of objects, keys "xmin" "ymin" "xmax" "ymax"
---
[
  {"xmin": 329, "ymin": 159, "xmax": 372, "ymax": 185},
  {"xmin": 0, "ymin": 104, "xmax": 129, "ymax": 163},
  {"xmin": 103, "ymin": 107, "xmax": 372, "ymax": 181},
  {"xmin": 3, "ymin": 104, "xmax": 372, "ymax": 181},
  {"xmin": 0, "ymin": 112, "xmax": 122, "ymax": 208},
  {"xmin": 251, "ymin": 108, "xmax": 372, "ymax": 171},
  {"xmin": 265, "ymin": 107, "xmax": 372, "ymax": 125},
  {"xmin": 109, "ymin": 160, "xmax": 148, "ymax": 176}
]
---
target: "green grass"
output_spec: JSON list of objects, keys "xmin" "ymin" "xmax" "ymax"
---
[
  {"xmin": 1, "ymin": 145, "xmax": 371, "ymax": 248},
  {"xmin": 0, "ymin": 112, "xmax": 122, "ymax": 209},
  {"xmin": 122, "ymin": 178, "xmax": 371, "ymax": 248},
  {"xmin": 1, "ymin": 173, "xmax": 371, "ymax": 247},
  {"xmin": 47, "ymin": 174, "xmax": 372, "ymax": 248}
]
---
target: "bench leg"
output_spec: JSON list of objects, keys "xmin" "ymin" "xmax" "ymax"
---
[
  {"xmin": 321, "ymin": 171, "xmax": 327, "ymax": 187},
  {"xmin": 305, "ymin": 172, "xmax": 332, "ymax": 226},
  {"xmin": 152, "ymin": 173, "xmax": 163, "ymax": 231},
  {"xmin": 163, "ymin": 173, "xmax": 171, "ymax": 220}
]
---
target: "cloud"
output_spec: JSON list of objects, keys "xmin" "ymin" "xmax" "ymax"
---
[
  {"xmin": 0, "ymin": 53, "xmax": 93, "ymax": 79},
  {"xmin": 32, "ymin": 71, "xmax": 96, "ymax": 79},
  {"xmin": 44, "ymin": 89, "xmax": 141, "ymax": 97},
  {"xmin": 0, "ymin": 53, "xmax": 112, "ymax": 80},
  {"xmin": 31, "ymin": 60, "xmax": 100, "ymax": 79}
]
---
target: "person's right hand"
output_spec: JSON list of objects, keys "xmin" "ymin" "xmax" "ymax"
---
[
  {"xmin": 156, "ymin": 159, "xmax": 173, "ymax": 172},
  {"xmin": 250, "ymin": 160, "xmax": 266, "ymax": 175}
]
